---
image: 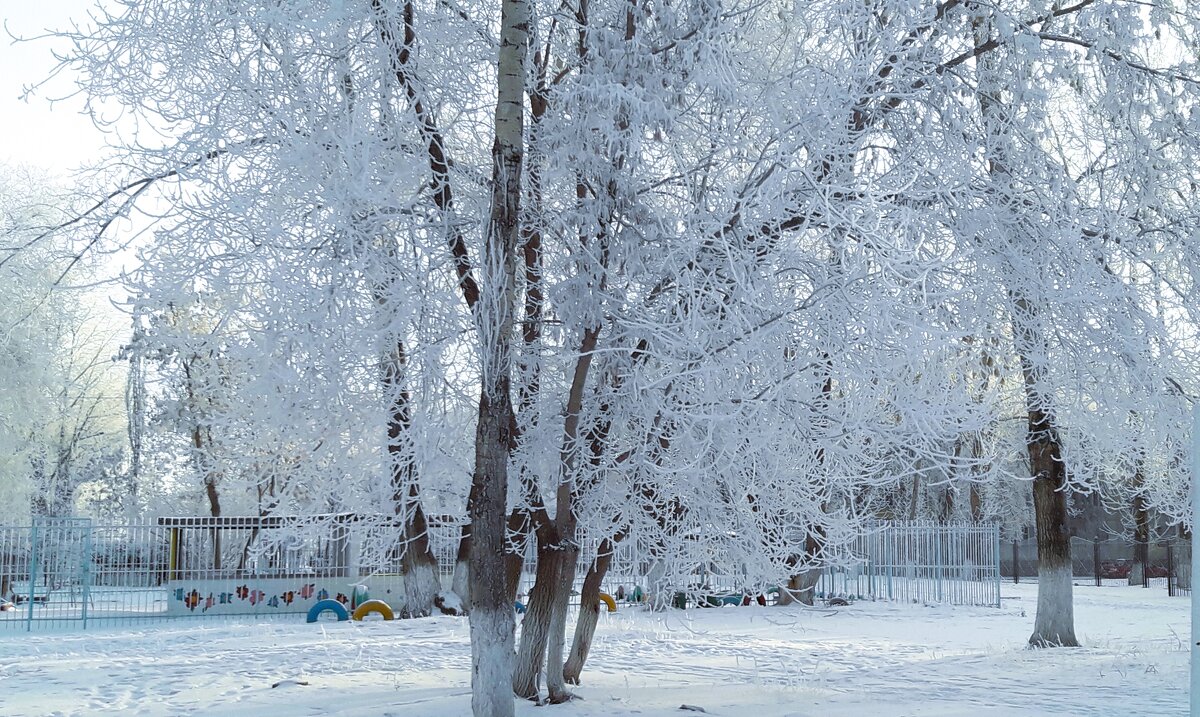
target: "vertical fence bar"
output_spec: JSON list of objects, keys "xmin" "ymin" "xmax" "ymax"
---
[
  {"xmin": 993, "ymin": 525, "xmax": 1001, "ymax": 607},
  {"xmin": 1012, "ymin": 539, "xmax": 1019, "ymax": 584},
  {"xmin": 81, "ymin": 523, "xmax": 92, "ymax": 629},
  {"xmin": 885, "ymin": 527, "xmax": 893, "ymax": 601},
  {"xmin": 26, "ymin": 521, "xmax": 39, "ymax": 632}
]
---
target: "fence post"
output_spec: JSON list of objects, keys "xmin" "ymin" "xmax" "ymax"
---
[
  {"xmin": 885, "ymin": 528, "xmax": 893, "ymax": 601},
  {"xmin": 81, "ymin": 524, "xmax": 92, "ymax": 629},
  {"xmin": 1168, "ymin": 543, "xmax": 1175, "ymax": 597},
  {"xmin": 1094, "ymin": 538, "xmax": 1101, "ymax": 587},
  {"xmin": 1012, "ymin": 540, "xmax": 1019, "ymax": 584},
  {"xmin": 26, "ymin": 521, "xmax": 40, "ymax": 632},
  {"xmin": 935, "ymin": 527, "xmax": 944, "ymax": 603},
  {"xmin": 993, "ymin": 525, "xmax": 1001, "ymax": 608}
]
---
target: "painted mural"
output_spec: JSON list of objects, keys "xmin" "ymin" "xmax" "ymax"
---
[{"xmin": 165, "ymin": 576, "xmax": 406, "ymax": 616}]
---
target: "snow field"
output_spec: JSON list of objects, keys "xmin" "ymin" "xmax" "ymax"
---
[{"xmin": 0, "ymin": 582, "xmax": 1187, "ymax": 716}]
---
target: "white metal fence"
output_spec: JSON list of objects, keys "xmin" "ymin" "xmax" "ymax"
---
[
  {"xmin": 817, "ymin": 522, "xmax": 1002, "ymax": 607},
  {"xmin": 0, "ymin": 517, "xmax": 1000, "ymax": 633}
]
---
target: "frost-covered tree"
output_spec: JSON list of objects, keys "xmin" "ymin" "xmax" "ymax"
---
[
  {"xmin": 0, "ymin": 167, "xmax": 128, "ymax": 522},
  {"xmin": 26, "ymin": 0, "xmax": 1200, "ymax": 712}
]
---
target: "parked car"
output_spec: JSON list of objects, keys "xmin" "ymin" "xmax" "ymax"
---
[
  {"xmin": 1098, "ymin": 559, "xmax": 1169, "ymax": 580},
  {"xmin": 1099, "ymin": 559, "xmax": 1132, "ymax": 579}
]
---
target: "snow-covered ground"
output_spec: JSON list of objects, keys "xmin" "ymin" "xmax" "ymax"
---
[{"xmin": 0, "ymin": 582, "xmax": 1187, "ymax": 716}]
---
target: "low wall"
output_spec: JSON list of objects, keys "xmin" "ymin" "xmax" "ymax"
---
[{"xmin": 165, "ymin": 575, "xmax": 407, "ymax": 616}]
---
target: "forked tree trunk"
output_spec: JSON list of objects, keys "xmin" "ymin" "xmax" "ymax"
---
[
  {"xmin": 777, "ymin": 531, "xmax": 823, "ymax": 606},
  {"xmin": 564, "ymin": 539, "xmax": 615, "ymax": 684}
]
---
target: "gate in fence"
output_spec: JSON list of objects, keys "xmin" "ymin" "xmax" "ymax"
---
[{"xmin": 1, "ymin": 517, "xmax": 94, "ymax": 631}]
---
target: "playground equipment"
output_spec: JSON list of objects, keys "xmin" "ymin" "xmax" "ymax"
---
[
  {"xmin": 351, "ymin": 599, "xmax": 395, "ymax": 621},
  {"xmin": 306, "ymin": 599, "xmax": 349, "ymax": 623}
]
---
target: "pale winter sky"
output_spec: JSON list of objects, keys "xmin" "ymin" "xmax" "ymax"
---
[
  {"xmin": 2, "ymin": 0, "xmax": 109, "ymax": 176},
  {"xmin": 4, "ymin": 1, "xmax": 137, "ymax": 339}
]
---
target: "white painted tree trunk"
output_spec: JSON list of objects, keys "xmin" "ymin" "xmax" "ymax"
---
[
  {"xmin": 402, "ymin": 555, "xmax": 440, "ymax": 618},
  {"xmin": 467, "ymin": 0, "xmax": 528, "ymax": 710},
  {"xmin": 971, "ymin": 8, "xmax": 1078, "ymax": 649},
  {"xmin": 1031, "ymin": 559, "xmax": 1077, "ymax": 646},
  {"xmin": 451, "ymin": 555, "xmax": 471, "ymax": 612},
  {"xmin": 469, "ymin": 606, "xmax": 515, "ymax": 717}
]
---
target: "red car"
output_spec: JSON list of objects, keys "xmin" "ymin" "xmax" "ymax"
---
[{"xmin": 1098, "ymin": 559, "xmax": 1132, "ymax": 579}]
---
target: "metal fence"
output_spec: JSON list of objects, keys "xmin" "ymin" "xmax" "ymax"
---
[
  {"xmin": 816, "ymin": 522, "xmax": 1002, "ymax": 607},
  {"xmin": 1002, "ymin": 536, "xmax": 1192, "ymax": 595},
  {"xmin": 0, "ymin": 514, "xmax": 438, "ymax": 633},
  {"xmin": 1, "ymin": 516, "xmax": 1003, "ymax": 634}
]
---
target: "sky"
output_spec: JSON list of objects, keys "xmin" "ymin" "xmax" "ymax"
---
[
  {"xmin": 2, "ymin": 0, "xmax": 109, "ymax": 177},
  {"xmin": 3, "ymin": 1, "xmax": 136, "ymax": 347}
]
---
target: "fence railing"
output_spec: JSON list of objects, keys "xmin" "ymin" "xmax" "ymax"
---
[
  {"xmin": 1, "ymin": 516, "xmax": 1004, "ymax": 633},
  {"xmin": 817, "ymin": 522, "xmax": 1002, "ymax": 607},
  {"xmin": 1002, "ymin": 536, "xmax": 1192, "ymax": 595}
]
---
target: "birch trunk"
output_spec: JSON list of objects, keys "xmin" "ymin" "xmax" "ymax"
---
[{"xmin": 467, "ymin": 0, "xmax": 527, "ymax": 709}]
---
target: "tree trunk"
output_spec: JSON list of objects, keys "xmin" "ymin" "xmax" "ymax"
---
[
  {"xmin": 469, "ymin": 391, "xmax": 518, "ymax": 717},
  {"xmin": 545, "ymin": 544, "xmax": 579, "ymax": 703},
  {"xmin": 400, "ymin": 502, "xmax": 443, "ymax": 617},
  {"xmin": 971, "ymin": 7, "xmax": 1078, "ymax": 649},
  {"xmin": 777, "ymin": 531, "xmax": 823, "ymax": 606},
  {"xmin": 513, "ymin": 538, "xmax": 565, "ymax": 699},
  {"xmin": 202, "ymin": 443, "xmax": 221, "ymax": 571},
  {"xmin": 564, "ymin": 538, "xmax": 614, "ymax": 684},
  {"xmin": 1131, "ymin": 471, "xmax": 1150, "ymax": 588},
  {"xmin": 467, "ymin": 0, "xmax": 527, "ymax": 708},
  {"xmin": 1028, "ymin": 463, "xmax": 1077, "ymax": 646},
  {"xmin": 451, "ymin": 491, "xmax": 476, "ymax": 612},
  {"xmin": 505, "ymin": 509, "xmax": 530, "ymax": 601}
]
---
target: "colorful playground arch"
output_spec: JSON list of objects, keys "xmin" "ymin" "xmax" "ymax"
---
[
  {"xmin": 306, "ymin": 599, "xmax": 350, "ymax": 623},
  {"xmin": 352, "ymin": 599, "xmax": 395, "ymax": 621},
  {"xmin": 598, "ymin": 592, "xmax": 617, "ymax": 612}
]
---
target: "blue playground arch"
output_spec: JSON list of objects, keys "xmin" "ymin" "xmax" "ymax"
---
[{"xmin": 307, "ymin": 599, "xmax": 350, "ymax": 623}]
